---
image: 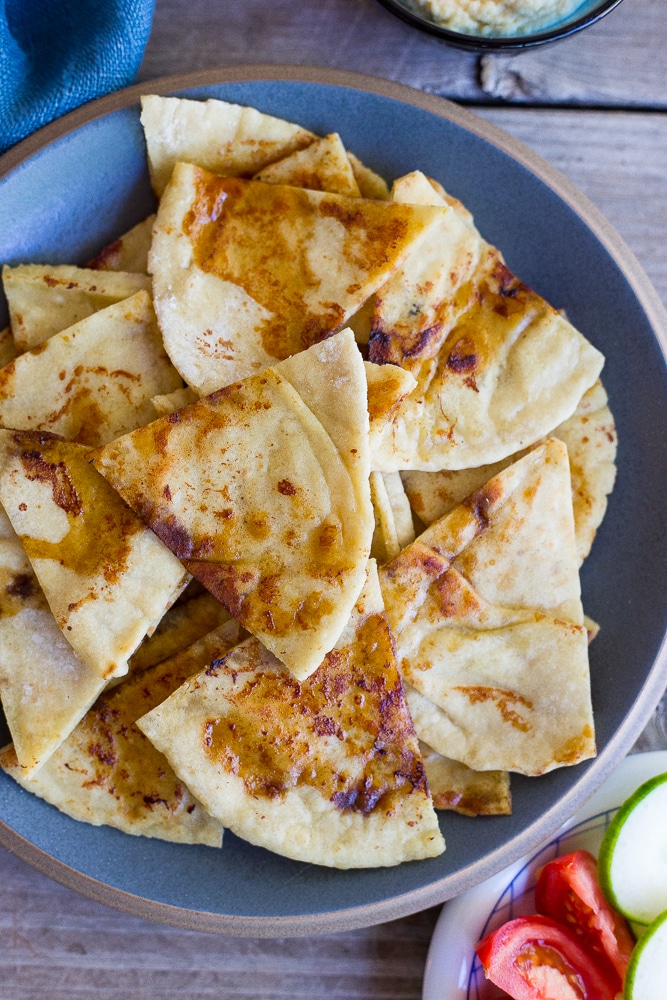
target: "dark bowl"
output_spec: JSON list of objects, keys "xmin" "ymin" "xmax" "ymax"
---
[{"xmin": 374, "ymin": 0, "xmax": 625, "ymax": 50}]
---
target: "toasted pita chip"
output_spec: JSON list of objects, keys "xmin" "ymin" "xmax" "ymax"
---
[
  {"xmin": 379, "ymin": 440, "xmax": 595, "ymax": 775},
  {"xmin": 87, "ymin": 215, "xmax": 155, "ymax": 273},
  {"xmin": 0, "ymin": 291, "xmax": 183, "ymax": 448},
  {"xmin": 129, "ymin": 589, "xmax": 231, "ymax": 673},
  {"xmin": 149, "ymin": 163, "xmax": 447, "ymax": 394},
  {"xmin": 0, "ymin": 621, "xmax": 244, "ymax": 844},
  {"xmin": 141, "ymin": 95, "xmax": 317, "ymax": 197},
  {"xmin": 137, "ymin": 562, "xmax": 444, "ymax": 868},
  {"xmin": 151, "ymin": 386, "xmax": 199, "ymax": 416},
  {"xmin": 369, "ymin": 172, "xmax": 605, "ymax": 471},
  {"xmin": 90, "ymin": 329, "xmax": 373, "ymax": 680},
  {"xmin": 365, "ymin": 360, "xmax": 418, "ymax": 456},
  {"xmin": 0, "ymin": 431, "xmax": 190, "ymax": 679},
  {"xmin": 419, "ymin": 742, "xmax": 511, "ymax": 816},
  {"xmin": 370, "ymin": 471, "xmax": 416, "ymax": 565},
  {"xmin": 0, "ymin": 505, "xmax": 105, "ymax": 775},
  {"xmin": 3, "ymin": 264, "xmax": 152, "ymax": 352},
  {"xmin": 347, "ymin": 152, "xmax": 391, "ymax": 201},
  {"xmin": 254, "ymin": 132, "xmax": 361, "ymax": 197},
  {"xmin": 402, "ymin": 380, "xmax": 617, "ymax": 563},
  {"xmin": 0, "ymin": 327, "xmax": 16, "ymax": 367}
]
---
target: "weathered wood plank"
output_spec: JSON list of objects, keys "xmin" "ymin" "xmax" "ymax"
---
[{"xmin": 139, "ymin": 0, "xmax": 666, "ymax": 108}]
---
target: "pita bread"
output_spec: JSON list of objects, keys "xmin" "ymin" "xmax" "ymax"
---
[
  {"xmin": 3, "ymin": 264, "xmax": 151, "ymax": 351},
  {"xmin": 369, "ymin": 172, "xmax": 605, "ymax": 471},
  {"xmin": 379, "ymin": 439, "xmax": 596, "ymax": 775},
  {"xmin": 419, "ymin": 742, "xmax": 511, "ymax": 816},
  {"xmin": 254, "ymin": 133, "xmax": 361, "ymax": 196},
  {"xmin": 0, "ymin": 327, "xmax": 16, "ymax": 368},
  {"xmin": 149, "ymin": 163, "xmax": 447, "ymax": 394},
  {"xmin": 137, "ymin": 562, "xmax": 444, "ymax": 868},
  {"xmin": 141, "ymin": 94, "xmax": 316, "ymax": 197},
  {"xmin": 0, "ymin": 621, "xmax": 244, "ymax": 844},
  {"xmin": 402, "ymin": 379, "xmax": 617, "ymax": 563},
  {"xmin": 346, "ymin": 152, "xmax": 390, "ymax": 200},
  {"xmin": 129, "ymin": 589, "xmax": 231, "ymax": 673},
  {"xmin": 151, "ymin": 386, "xmax": 199, "ymax": 416},
  {"xmin": 87, "ymin": 215, "xmax": 155, "ymax": 273},
  {"xmin": 0, "ymin": 505, "xmax": 105, "ymax": 776},
  {"xmin": 370, "ymin": 471, "xmax": 416, "ymax": 565},
  {"xmin": 0, "ymin": 291, "xmax": 183, "ymax": 448},
  {"xmin": 90, "ymin": 329, "xmax": 374, "ymax": 680},
  {"xmin": 0, "ymin": 430, "xmax": 190, "ymax": 679}
]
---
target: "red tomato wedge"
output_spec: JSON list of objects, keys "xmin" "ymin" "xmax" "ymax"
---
[
  {"xmin": 535, "ymin": 850, "xmax": 634, "ymax": 990},
  {"xmin": 475, "ymin": 915, "xmax": 620, "ymax": 1000}
]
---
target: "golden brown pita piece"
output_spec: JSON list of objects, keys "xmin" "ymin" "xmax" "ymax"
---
[
  {"xmin": 368, "ymin": 172, "xmax": 605, "ymax": 471},
  {"xmin": 90, "ymin": 329, "xmax": 374, "ymax": 681},
  {"xmin": 379, "ymin": 439, "xmax": 596, "ymax": 776},
  {"xmin": 149, "ymin": 163, "xmax": 448, "ymax": 394},
  {"xmin": 2, "ymin": 264, "xmax": 151, "ymax": 352},
  {"xmin": 87, "ymin": 215, "xmax": 155, "ymax": 273},
  {"xmin": 370, "ymin": 471, "xmax": 416, "ymax": 565},
  {"xmin": 0, "ymin": 504, "xmax": 105, "ymax": 776},
  {"xmin": 0, "ymin": 430, "xmax": 190, "ymax": 680},
  {"xmin": 129, "ymin": 588, "xmax": 231, "ymax": 674},
  {"xmin": 419, "ymin": 742, "xmax": 511, "ymax": 817},
  {"xmin": 0, "ymin": 621, "xmax": 244, "ymax": 844},
  {"xmin": 137, "ymin": 562, "xmax": 444, "ymax": 868},
  {"xmin": 0, "ymin": 291, "xmax": 183, "ymax": 448},
  {"xmin": 254, "ymin": 132, "xmax": 361, "ymax": 196},
  {"xmin": 0, "ymin": 327, "xmax": 16, "ymax": 368}
]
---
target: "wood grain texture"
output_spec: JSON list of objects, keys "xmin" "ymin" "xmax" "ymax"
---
[{"xmin": 138, "ymin": 0, "xmax": 665, "ymax": 107}]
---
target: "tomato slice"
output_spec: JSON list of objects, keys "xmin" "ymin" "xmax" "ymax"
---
[
  {"xmin": 475, "ymin": 915, "xmax": 620, "ymax": 1000},
  {"xmin": 535, "ymin": 849, "xmax": 634, "ymax": 989}
]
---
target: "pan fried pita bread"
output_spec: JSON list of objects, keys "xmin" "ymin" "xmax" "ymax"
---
[
  {"xmin": 402, "ymin": 379, "xmax": 616, "ymax": 563},
  {"xmin": 346, "ymin": 152, "xmax": 390, "ymax": 200},
  {"xmin": 379, "ymin": 439, "xmax": 596, "ymax": 775},
  {"xmin": 137, "ymin": 562, "xmax": 444, "ymax": 868},
  {"xmin": 369, "ymin": 172, "xmax": 605, "ymax": 471},
  {"xmin": 0, "ymin": 505, "xmax": 105, "ymax": 775},
  {"xmin": 0, "ymin": 430, "xmax": 190, "ymax": 679},
  {"xmin": 3, "ymin": 264, "xmax": 151, "ymax": 351},
  {"xmin": 141, "ymin": 94, "xmax": 316, "ymax": 197},
  {"xmin": 419, "ymin": 742, "xmax": 511, "ymax": 816},
  {"xmin": 151, "ymin": 386, "xmax": 198, "ymax": 416},
  {"xmin": 129, "ymin": 589, "xmax": 231, "ymax": 673},
  {"xmin": 0, "ymin": 621, "xmax": 244, "ymax": 844},
  {"xmin": 0, "ymin": 327, "xmax": 16, "ymax": 367},
  {"xmin": 149, "ymin": 163, "xmax": 447, "ymax": 394},
  {"xmin": 87, "ymin": 215, "xmax": 155, "ymax": 273},
  {"xmin": 254, "ymin": 132, "xmax": 361, "ymax": 196},
  {"xmin": 0, "ymin": 291, "xmax": 183, "ymax": 448},
  {"xmin": 370, "ymin": 471, "xmax": 416, "ymax": 565},
  {"xmin": 90, "ymin": 329, "xmax": 374, "ymax": 681}
]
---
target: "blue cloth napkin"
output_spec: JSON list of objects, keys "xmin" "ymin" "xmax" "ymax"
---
[{"xmin": 0, "ymin": 0, "xmax": 154, "ymax": 156}]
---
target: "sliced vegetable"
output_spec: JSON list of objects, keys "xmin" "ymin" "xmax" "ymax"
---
[
  {"xmin": 475, "ymin": 915, "xmax": 620, "ymax": 999},
  {"xmin": 624, "ymin": 909, "xmax": 667, "ymax": 999},
  {"xmin": 598, "ymin": 771, "xmax": 667, "ymax": 924},
  {"xmin": 535, "ymin": 849, "xmax": 634, "ymax": 990}
]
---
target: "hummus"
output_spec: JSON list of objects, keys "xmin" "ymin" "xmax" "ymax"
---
[{"xmin": 409, "ymin": 0, "xmax": 585, "ymax": 36}]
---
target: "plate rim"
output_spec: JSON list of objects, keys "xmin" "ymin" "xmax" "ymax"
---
[{"xmin": 1, "ymin": 64, "xmax": 667, "ymax": 937}]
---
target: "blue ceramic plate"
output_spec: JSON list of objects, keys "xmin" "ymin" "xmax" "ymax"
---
[{"xmin": 0, "ymin": 66, "xmax": 666, "ymax": 936}]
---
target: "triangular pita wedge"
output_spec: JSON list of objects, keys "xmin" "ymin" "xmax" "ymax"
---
[
  {"xmin": 0, "ymin": 621, "xmax": 245, "ymax": 844},
  {"xmin": 419, "ymin": 742, "xmax": 511, "ymax": 816},
  {"xmin": 0, "ymin": 326, "xmax": 16, "ymax": 367},
  {"xmin": 0, "ymin": 430, "xmax": 190, "ymax": 679},
  {"xmin": 369, "ymin": 171, "xmax": 605, "ymax": 470},
  {"xmin": 151, "ymin": 386, "xmax": 199, "ymax": 416},
  {"xmin": 346, "ymin": 151, "xmax": 390, "ymax": 200},
  {"xmin": 87, "ymin": 215, "xmax": 155, "ymax": 273},
  {"xmin": 141, "ymin": 94, "xmax": 317, "ymax": 197},
  {"xmin": 0, "ymin": 504, "xmax": 106, "ymax": 776},
  {"xmin": 90, "ymin": 329, "xmax": 374, "ymax": 680},
  {"xmin": 0, "ymin": 291, "xmax": 183, "ymax": 448},
  {"xmin": 137, "ymin": 562, "xmax": 444, "ymax": 868},
  {"xmin": 370, "ymin": 471, "xmax": 416, "ymax": 565},
  {"xmin": 2, "ymin": 264, "xmax": 151, "ymax": 352},
  {"xmin": 378, "ymin": 439, "xmax": 596, "ymax": 775},
  {"xmin": 365, "ymin": 360, "xmax": 417, "ymax": 453},
  {"xmin": 129, "ymin": 587, "xmax": 231, "ymax": 673},
  {"xmin": 254, "ymin": 133, "xmax": 362, "ymax": 196},
  {"xmin": 149, "ymin": 163, "xmax": 448, "ymax": 394},
  {"xmin": 401, "ymin": 379, "xmax": 617, "ymax": 563}
]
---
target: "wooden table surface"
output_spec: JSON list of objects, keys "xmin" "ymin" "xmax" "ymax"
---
[{"xmin": 1, "ymin": 1, "xmax": 666, "ymax": 996}]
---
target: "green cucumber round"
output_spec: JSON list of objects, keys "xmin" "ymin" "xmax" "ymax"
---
[
  {"xmin": 624, "ymin": 909, "xmax": 667, "ymax": 999},
  {"xmin": 598, "ymin": 771, "xmax": 667, "ymax": 925}
]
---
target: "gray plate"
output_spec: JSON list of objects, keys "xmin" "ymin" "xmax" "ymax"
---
[{"xmin": 1, "ymin": 66, "xmax": 666, "ymax": 937}]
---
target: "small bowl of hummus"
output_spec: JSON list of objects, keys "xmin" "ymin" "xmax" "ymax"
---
[{"xmin": 374, "ymin": 0, "xmax": 625, "ymax": 49}]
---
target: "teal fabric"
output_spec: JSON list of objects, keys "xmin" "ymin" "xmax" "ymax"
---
[{"xmin": 0, "ymin": 0, "xmax": 154, "ymax": 155}]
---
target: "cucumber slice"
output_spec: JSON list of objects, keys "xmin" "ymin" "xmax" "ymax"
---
[
  {"xmin": 598, "ymin": 772, "xmax": 667, "ymax": 924},
  {"xmin": 624, "ymin": 910, "xmax": 667, "ymax": 999}
]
